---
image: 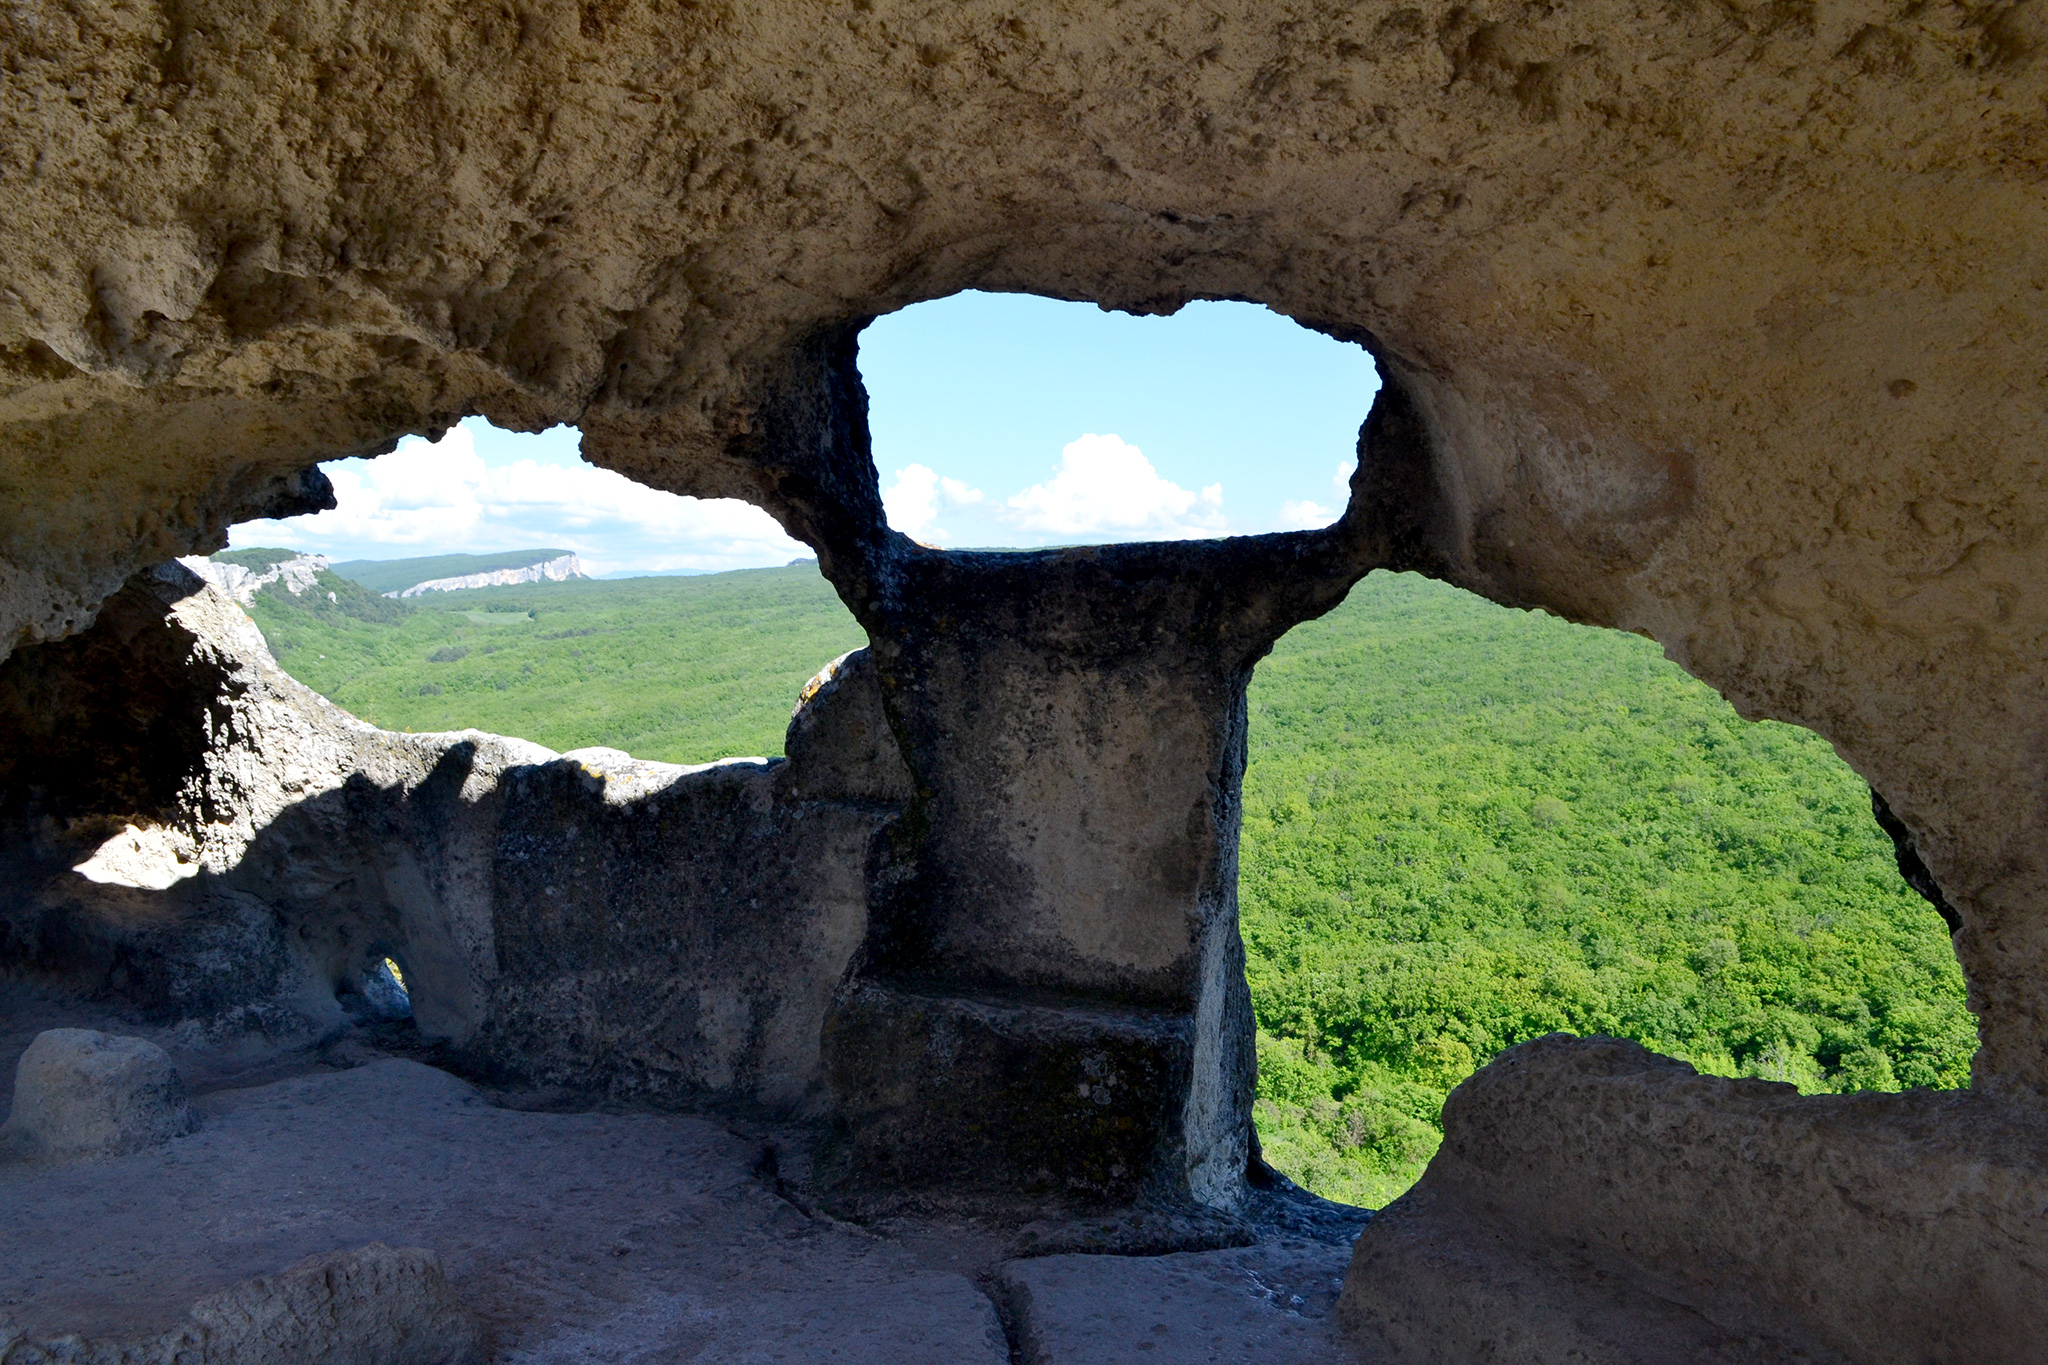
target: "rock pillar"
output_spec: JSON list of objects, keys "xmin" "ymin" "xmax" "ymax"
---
[{"xmin": 822, "ymin": 524, "xmax": 1387, "ymax": 1209}]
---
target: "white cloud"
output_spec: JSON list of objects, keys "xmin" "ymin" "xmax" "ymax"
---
[
  {"xmin": 232, "ymin": 425, "xmax": 807, "ymax": 574},
  {"xmin": 1276, "ymin": 500, "xmax": 1339, "ymax": 530},
  {"xmin": 1002, "ymin": 434, "xmax": 1226, "ymax": 541},
  {"xmin": 1274, "ymin": 459, "xmax": 1355, "ymax": 531},
  {"xmin": 882, "ymin": 463, "xmax": 985, "ymax": 544}
]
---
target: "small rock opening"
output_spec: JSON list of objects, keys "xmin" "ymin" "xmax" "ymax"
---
[{"xmin": 339, "ymin": 955, "xmax": 412, "ymax": 1024}]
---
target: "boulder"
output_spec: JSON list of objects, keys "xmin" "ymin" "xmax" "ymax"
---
[
  {"xmin": 0, "ymin": 1243, "xmax": 480, "ymax": 1365},
  {"xmin": 1337, "ymin": 1035, "xmax": 2048, "ymax": 1363},
  {"xmin": 0, "ymin": 1029, "xmax": 196, "ymax": 1164}
]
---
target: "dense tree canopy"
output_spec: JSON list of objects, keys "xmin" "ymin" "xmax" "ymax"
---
[{"xmin": 1241, "ymin": 573, "xmax": 1972, "ymax": 1203}]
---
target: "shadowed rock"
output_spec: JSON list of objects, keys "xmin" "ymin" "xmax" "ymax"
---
[
  {"xmin": 0, "ymin": 1029, "xmax": 195, "ymax": 1165},
  {"xmin": 1339, "ymin": 1035, "xmax": 2048, "ymax": 1363},
  {"xmin": 0, "ymin": 1244, "xmax": 483, "ymax": 1365}
]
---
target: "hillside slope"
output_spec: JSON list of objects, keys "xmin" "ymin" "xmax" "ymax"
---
[
  {"xmin": 246, "ymin": 563, "xmax": 868, "ymax": 760},
  {"xmin": 1240, "ymin": 574, "xmax": 1972, "ymax": 1203},
  {"xmin": 329, "ymin": 549, "xmax": 578, "ymax": 595}
]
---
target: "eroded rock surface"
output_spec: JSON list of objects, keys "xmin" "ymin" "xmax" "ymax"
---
[
  {"xmin": 0, "ymin": 562, "xmax": 903, "ymax": 1113},
  {"xmin": 827, "ymin": 528, "xmax": 1385, "ymax": 1208},
  {"xmin": 1338, "ymin": 1035, "xmax": 2048, "ymax": 1363},
  {"xmin": 0, "ymin": 1244, "xmax": 481, "ymax": 1365},
  {"xmin": 997, "ymin": 1240, "xmax": 1354, "ymax": 1365},
  {"xmin": 0, "ymin": 1029, "xmax": 196, "ymax": 1164},
  {"xmin": 0, "ymin": 1058, "xmax": 1006, "ymax": 1363}
]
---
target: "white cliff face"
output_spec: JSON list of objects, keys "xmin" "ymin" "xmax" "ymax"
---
[
  {"xmin": 179, "ymin": 554, "xmax": 328, "ymax": 606},
  {"xmin": 392, "ymin": 554, "xmax": 586, "ymax": 597}
]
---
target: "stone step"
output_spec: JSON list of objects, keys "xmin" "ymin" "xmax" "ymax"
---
[{"xmin": 822, "ymin": 977, "xmax": 1199, "ymax": 1208}]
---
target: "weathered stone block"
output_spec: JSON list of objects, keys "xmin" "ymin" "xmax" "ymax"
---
[
  {"xmin": 0, "ymin": 1029, "xmax": 196, "ymax": 1164},
  {"xmin": 1339, "ymin": 1035, "xmax": 2048, "ymax": 1364}
]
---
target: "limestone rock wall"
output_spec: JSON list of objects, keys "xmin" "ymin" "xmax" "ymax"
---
[
  {"xmin": 1, "ymin": 0, "xmax": 2041, "ymax": 1091},
  {"xmin": 0, "ymin": 562, "xmax": 905, "ymax": 1113}
]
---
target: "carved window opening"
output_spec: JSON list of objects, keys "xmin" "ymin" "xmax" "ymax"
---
[
  {"xmin": 859, "ymin": 291, "xmax": 1380, "ymax": 546},
  {"xmin": 849, "ymin": 293, "xmax": 1971, "ymax": 1211}
]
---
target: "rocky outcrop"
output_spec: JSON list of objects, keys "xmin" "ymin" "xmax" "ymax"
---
[
  {"xmin": 393, "ymin": 554, "xmax": 587, "ymax": 598},
  {"xmin": 0, "ymin": 562, "xmax": 905, "ymax": 1112},
  {"xmin": 182, "ymin": 555, "xmax": 330, "ymax": 607},
  {"xmin": 1338, "ymin": 1035, "xmax": 2048, "ymax": 1363},
  {"xmin": 0, "ymin": 1029, "xmax": 196, "ymax": 1165}
]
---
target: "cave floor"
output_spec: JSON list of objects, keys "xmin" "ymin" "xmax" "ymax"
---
[{"xmin": 0, "ymin": 1007, "xmax": 1360, "ymax": 1363}]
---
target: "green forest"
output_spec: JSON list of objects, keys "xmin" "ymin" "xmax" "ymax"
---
[
  {"xmin": 1235, "ymin": 574, "xmax": 1971, "ymax": 1204},
  {"xmin": 324, "ymin": 548, "xmax": 580, "ymax": 595},
  {"xmin": 245, "ymin": 561, "xmax": 865, "ymax": 760},
  {"xmin": 237, "ymin": 554, "xmax": 1973, "ymax": 1207}
]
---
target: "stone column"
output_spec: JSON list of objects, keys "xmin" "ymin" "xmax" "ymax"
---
[
  {"xmin": 690, "ymin": 327, "xmax": 1434, "ymax": 1211},
  {"xmin": 821, "ymin": 532, "xmax": 1377, "ymax": 1209}
]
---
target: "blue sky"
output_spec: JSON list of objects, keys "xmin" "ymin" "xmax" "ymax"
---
[{"xmin": 232, "ymin": 294, "xmax": 1380, "ymax": 573}]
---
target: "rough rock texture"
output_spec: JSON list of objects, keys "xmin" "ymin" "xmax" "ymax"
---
[
  {"xmin": 0, "ymin": 0, "xmax": 2042, "ymax": 1100},
  {"xmin": 0, "ymin": 1058, "xmax": 1008, "ymax": 1363},
  {"xmin": 825, "ymin": 527, "xmax": 1387, "ymax": 1206},
  {"xmin": 0, "ymin": 562, "xmax": 904, "ymax": 1112},
  {"xmin": 0, "ymin": 1244, "xmax": 481, "ymax": 1365},
  {"xmin": 825, "ymin": 980, "xmax": 1203, "ymax": 1206},
  {"xmin": 1338, "ymin": 1035, "xmax": 2048, "ymax": 1363},
  {"xmin": 183, "ymin": 554, "xmax": 330, "ymax": 607},
  {"xmin": 0, "ymin": 1028, "xmax": 196, "ymax": 1164},
  {"xmin": 3, "ymin": 0, "xmax": 2047, "ymax": 1350},
  {"xmin": 2, "ymin": 547, "xmax": 1382, "ymax": 1208},
  {"xmin": 996, "ymin": 1240, "xmax": 1354, "ymax": 1364}
]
